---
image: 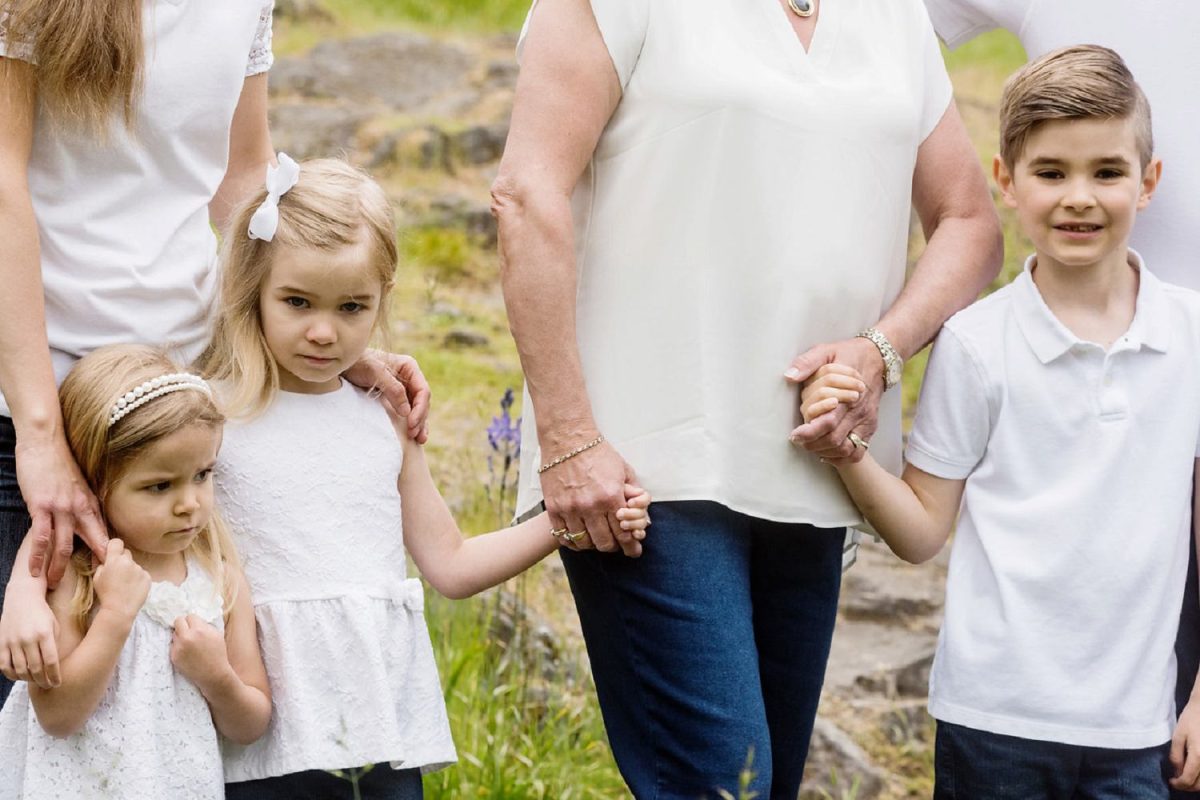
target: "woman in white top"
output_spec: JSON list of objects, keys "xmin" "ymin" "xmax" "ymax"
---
[
  {"xmin": 493, "ymin": 0, "xmax": 1002, "ymax": 796},
  {"xmin": 0, "ymin": 0, "xmax": 428, "ymax": 707}
]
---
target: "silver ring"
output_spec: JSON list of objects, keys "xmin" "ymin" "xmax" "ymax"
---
[{"xmin": 847, "ymin": 432, "xmax": 869, "ymax": 450}]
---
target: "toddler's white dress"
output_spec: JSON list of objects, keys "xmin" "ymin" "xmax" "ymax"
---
[
  {"xmin": 219, "ymin": 382, "xmax": 455, "ymax": 782},
  {"xmin": 0, "ymin": 558, "xmax": 225, "ymax": 799}
]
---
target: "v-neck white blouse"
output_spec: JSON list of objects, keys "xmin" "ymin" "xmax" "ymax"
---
[{"xmin": 515, "ymin": 0, "xmax": 952, "ymax": 526}]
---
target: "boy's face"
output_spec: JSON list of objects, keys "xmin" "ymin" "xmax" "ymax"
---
[{"xmin": 994, "ymin": 116, "xmax": 1161, "ymax": 275}]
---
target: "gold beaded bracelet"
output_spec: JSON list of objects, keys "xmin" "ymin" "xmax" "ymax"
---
[{"xmin": 537, "ymin": 434, "xmax": 605, "ymax": 474}]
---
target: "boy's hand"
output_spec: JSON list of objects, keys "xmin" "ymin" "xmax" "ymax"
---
[
  {"xmin": 798, "ymin": 364, "xmax": 867, "ymax": 424},
  {"xmin": 92, "ymin": 540, "xmax": 151, "ymax": 623},
  {"xmin": 1171, "ymin": 697, "xmax": 1200, "ymax": 790},
  {"xmin": 0, "ymin": 587, "xmax": 60, "ymax": 688},
  {"xmin": 615, "ymin": 484, "xmax": 652, "ymax": 551},
  {"xmin": 170, "ymin": 614, "xmax": 234, "ymax": 693}
]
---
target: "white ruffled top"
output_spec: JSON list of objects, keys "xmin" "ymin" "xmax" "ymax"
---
[
  {"xmin": 0, "ymin": 558, "xmax": 225, "ymax": 799},
  {"xmin": 217, "ymin": 382, "xmax": 455, "ymax": 781}
]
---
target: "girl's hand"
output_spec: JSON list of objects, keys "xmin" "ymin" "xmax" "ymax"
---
[
  {"xmin": 170, "ymin": 615, "xmax": 234, "ymax": 693},
  {"xmin": 798, "ymin": 364, "xmax": 867, "ymax": 424},
  {"xmin": 92, "ymin": 540, "xmax": 150, "ymax": 623},
  {"xmin": 0, "ymin": 586, "xmax": 60, "ymax": 688},
  {"xmin": 15, "ymin": 432, "xmax": 109, "ymax": 586},
  {"xmin": 615, "ymin": 484, "xmax": 652, "ymax": 545}
]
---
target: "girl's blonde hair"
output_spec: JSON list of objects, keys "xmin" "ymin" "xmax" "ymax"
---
[
  {"xmin": 59, "ymin": 344, "xmax": 240, "ymax": 631},
  {"xmin": 1, "ymin": 0, "xmax": 143, "ymax": 133},
  {"xmin": 197, "ymin": 158, "xmax": 399, "ymax": 418}
]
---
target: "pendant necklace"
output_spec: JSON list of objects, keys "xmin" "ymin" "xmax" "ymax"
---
[{"xmin": 787, "ymin": 0, "xmax": 815, "ymax": 17}]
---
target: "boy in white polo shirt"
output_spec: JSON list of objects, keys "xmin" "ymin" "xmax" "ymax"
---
[{"xmin": 801, "ymin": 45, "xmax": 1200, "ymax": 797}]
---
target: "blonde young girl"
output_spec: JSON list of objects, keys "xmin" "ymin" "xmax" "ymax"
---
[
  {"xmin": 199, "ymin": 156, "xmax": 651, "ymax": 799},
  {"xmin": 0, "ymin": 345, "xmax": 270, "ymax": 799}
]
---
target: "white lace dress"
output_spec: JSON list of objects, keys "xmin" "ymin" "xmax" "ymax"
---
[
  {"xmin": 0, "ymin": 559, "xmax": 225, "ymax": 799},
  {"xmin": 218, "ymin": 382, "xmax": 455, "ymax": 782}
]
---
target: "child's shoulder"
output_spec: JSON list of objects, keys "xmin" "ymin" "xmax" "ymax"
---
[{"xmin": 939, "ymin": 280, "xmax": 1021, "ymax": 346}]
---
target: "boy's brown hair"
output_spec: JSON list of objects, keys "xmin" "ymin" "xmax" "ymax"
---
[{"xmin": 999, "ymin": 44, "xmax": 1153, "ymax": 170}]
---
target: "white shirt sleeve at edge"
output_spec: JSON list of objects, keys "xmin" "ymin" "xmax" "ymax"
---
[{"xmin": 905, "ymin": 327, "xmax": 992, "ymax": 481}]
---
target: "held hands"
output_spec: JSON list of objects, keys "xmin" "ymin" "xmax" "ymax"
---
[
  {"xmin": 170, "ymin": 615, "xmax": 234, "ymax": 694},
  {"xmin": 540, "ymin": 439, "xmax": 644, "ymax": 557},
  {"xmin": 92, "ymin": 539, "xmax": 151, "ymax": 623},
  {"xmin": 15, "ymin": 431, "xmax": 108, "ymax": 586},
  {"xmin": 795, "ymin": 363, "xmax": 869, "ymax": 468},
  {"xmin": 785, "ymin": 337, "xmax": 885, "ymax": 463},
  {"xmin": 556, "ymin": 483, "xmax": 652, "ymax": 556},
  {"xmin": 1171, "ymin": 696, "xmax": 1200, "ymax": 791}
]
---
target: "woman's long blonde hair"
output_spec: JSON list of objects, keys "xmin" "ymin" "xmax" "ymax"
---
[
  {"xmin": 197, "ymin": 158, "xmax": 399, "ymax": 418},
  {"xmin": 59, "ymin": 345, "xmax": 240, "ymax": 631},
  {"xmin": 1, "ymin": 0, "xmax": 143, "ymax": 132}
]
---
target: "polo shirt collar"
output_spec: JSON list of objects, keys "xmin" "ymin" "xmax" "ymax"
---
[{"xmin": 1013, "ymin": 249, "xmax": 1169, "ymax": 364}]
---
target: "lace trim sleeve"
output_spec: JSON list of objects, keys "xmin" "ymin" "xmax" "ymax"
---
[{"xmin": 246, "ymin": 3, "xmax": 275, "ymax": 77}]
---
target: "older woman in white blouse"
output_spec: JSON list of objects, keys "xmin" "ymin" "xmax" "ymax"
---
[{"xmin": 493, "ymin": 0, "xmax": 1001, "ymax": 796}]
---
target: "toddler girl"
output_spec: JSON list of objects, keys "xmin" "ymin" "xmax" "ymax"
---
[
  {"xmin": 0, "ymin": 345, "xmax": 270, "ymax": 799},
  {"xmin": 198, "ymin": 156, "xmax": 651, "ymax": 798}
]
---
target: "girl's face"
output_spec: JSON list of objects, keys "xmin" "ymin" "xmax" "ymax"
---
[
  {"xmin": 259, "ymin": 241, "xmax": 383, "ymax": 394},
  {"xmin": 104, "ymin": 423, "xmax": 221, "ymax": 558}
]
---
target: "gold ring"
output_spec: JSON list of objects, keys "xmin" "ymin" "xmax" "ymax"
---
[
  {"xmin": 847, "ymin": 432, "xmax": 869, "ymax": 450},
  {"xmin": 549, "ymin": 527, "xmax": 569, "ymax": 539},
  {"xmin": 565, "ymin": 531, "xmax": 587, "ymax": 543}
]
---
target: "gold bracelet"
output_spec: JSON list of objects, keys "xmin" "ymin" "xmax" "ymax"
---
[{"xmin": 537, "ymin": 435, "xmax": 605, "ymax": 474}]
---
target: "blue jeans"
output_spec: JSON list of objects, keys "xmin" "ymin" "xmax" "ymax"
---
[
  {"xmin": 935, "ymin": 720, "xmax": 1171, "ymax": 799},
  {"xmin": 560, "ymin": 500, "xmax": 844, "ymax": 800},
  {"xmin": 1173, "ymin": 538, "xmax": 1200, "ymax": 800},
  {"xmin": 0, "ymin": 416, "xmax": 30, "ymax": 708},
  {"xmin": 225, "ymin": 766, "xmax": 423, "ymax": 800}
]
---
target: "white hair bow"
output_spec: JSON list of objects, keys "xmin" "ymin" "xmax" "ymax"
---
[{"xmin": 247, "ymin": 152, "xmax": 301, "ymax": 242}]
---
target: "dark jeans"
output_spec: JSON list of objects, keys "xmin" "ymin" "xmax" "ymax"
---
[
  {"xmin": 0, "ymin": 416, "xmax": 30, "ymax": 708},
  {"xmin": 934, "ymin": 720, "xmax": 1171, "ymax": 800},
  {"xmin": 560, "ymin": 500, "xmax": 844, "ymax": 800},
  {"xmin": 225, "ymin": 766, "xmax": 423, "ymax": 800},
  {"xmin": 1173, "ymin": 542, "xmax": 1200, "ymax": 800}
]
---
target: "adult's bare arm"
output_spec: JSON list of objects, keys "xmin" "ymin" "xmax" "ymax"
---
[
  {"xmin": 787, "ymin": 102, "xmax": 1002, "ymax": 460},
  {"xmin": 492, "ymin": 0, "xmax": 638, "ymax": 555},
  {"xmin": 209, "ymin": 73, "xmax": 274, "ymax": 236},
  {"xmin": 0, "ymin": 60, "xmax": 108, "ymax": 585}
]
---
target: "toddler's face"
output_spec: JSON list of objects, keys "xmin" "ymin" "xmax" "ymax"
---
[
  {"xmin": 259, "ymin": 241, "xmax": 383, "ymax": 394},
  {"xmin": 104, "ymin": 423, "xmax": 221, "ymax": 560},
  {"xmin": 994, "ymin": 116, "xmax": 1160, "ymax": 275}
]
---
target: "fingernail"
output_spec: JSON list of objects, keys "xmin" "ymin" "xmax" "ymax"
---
[
  {"xmin": 784, "ymin": 368, "xmax": 801, "ymax": 380},
  {"xmin": 849, "ymin": 392, "xmax": 860, "ymax": 401}
]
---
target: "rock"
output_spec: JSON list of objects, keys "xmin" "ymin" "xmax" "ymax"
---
[
  {"xmin": 879, "ymin": 700, "xmax": 933, "ymax": 747},
  {"xmin": 839, "ymin": 541, "xmax": 944, "ymax": 624},
  {"xmin": 443, "ymin": 330, "xmax": 490, "ymax": 349},
  {"xmin": 425, "ymin": 196, "xmax": 498, "ymax": 245},
  {"xmin": 273, "ymin": 0, "xmax": 334, "ymax": 24},
  {"xmin": 800, "ymin": 718, "xmax": 888, "ymax": 799},
  {"xmin": 369, "ymin": 126, "xmax": 453, "ymax": 172},
  {"xmin": 268, "ymin": 104, "xmax": 370, "ymax": 160},
  {"xmin": 452, "ymin": 123, "xmax": 509, "ymax": 166},
  {"xmin": 853, "ymin": 650, "xmax": 935, "ymax": 699},
  {"xmin": 271, "ymin": 33, "xmax": 475, "ymax": 112}
]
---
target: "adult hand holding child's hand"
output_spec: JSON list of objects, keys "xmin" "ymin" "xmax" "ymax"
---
[
  {"xmin": 793, "ymin": 363, "xmax": 869, "ymax": 467},
  {"xmin": 786, "ymin": 338, "xmax": 883, "ymax": 463}
]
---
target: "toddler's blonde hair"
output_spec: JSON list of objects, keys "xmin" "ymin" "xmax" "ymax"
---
[
  {"xmin": 59, "ymin": 345, "xmax": 240, "ymax": 631},
  {"xmin": 198, "ymin": 158, "xmax": 398, "ymax": 418}
]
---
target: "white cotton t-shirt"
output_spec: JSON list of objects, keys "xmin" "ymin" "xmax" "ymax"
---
[
  {"xmin": 923, "ymin": 0, "xmax": 1200, "ymax": 291},
  {"xmin": 910, "ymin": 253, "xmax": 1200, "ymax": 748},
  {"xmin": 0, "ymin": 0, "xmax": 275, "ymax": 417},
  {"xmin": 514, "ymin": 0, "xmax": 952, "ymax": 525}
]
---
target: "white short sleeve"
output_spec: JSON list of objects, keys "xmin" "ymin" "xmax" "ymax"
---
[
  {"xmin": 906, "ymin": 327, "xmax": 992, "ymax": 479},
  {"xmin": 917, "ymin": 3, "xmax": 954, "ymax": 141},
  {"xmin": 517, "ymin": 0, "xmax": 649, "ymax": 90},
  {"xmin": 0, "ymin": 12, "xmax": 35, "ymax": 63},
  {"xmin": 922, "ymin": 0, "xmax": 1033, "ymax": 49},
  {"xmin": 246, "ymin": 2, "xmax": 275, "ymax": 77}
]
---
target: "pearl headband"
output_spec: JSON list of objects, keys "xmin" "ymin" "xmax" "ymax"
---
[
  {"xmin": 108, "ymin": 373, "xmax": 213, "ymax": 428},
  {"xmin": 247, "ymin": 152, "xmax": 300, "ymax": 242}
]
